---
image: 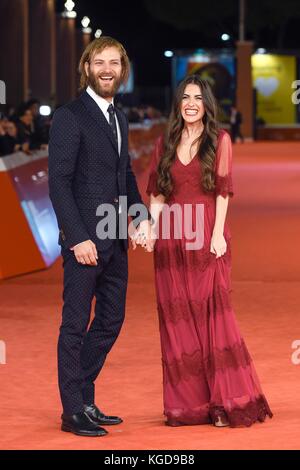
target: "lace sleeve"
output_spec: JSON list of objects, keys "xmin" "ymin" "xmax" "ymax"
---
[
  {"xmin": 215, "ymin": 130, "xmax": 234, "ymax": 198},
  {"xmin": 146, "ymin": 135, "xmax": 163, "ymax": 197}
]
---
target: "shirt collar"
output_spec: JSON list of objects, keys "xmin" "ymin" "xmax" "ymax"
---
[{"xmin": 86, "ymin": 86, "xmax": 115, "ymax": 115}]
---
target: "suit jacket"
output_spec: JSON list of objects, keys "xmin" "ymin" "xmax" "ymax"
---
[{"xmin": 48, "ymin": 90, "xmax": 146, "ymax": 251}]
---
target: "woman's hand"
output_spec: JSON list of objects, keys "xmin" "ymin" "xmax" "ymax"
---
[
  {"xmin": 210, "ymin": 232, "xmax": 227, "ymax": 258},
  {"xmin": 131, "ymin": 221, "xmax": 158, "ymax": 252}
]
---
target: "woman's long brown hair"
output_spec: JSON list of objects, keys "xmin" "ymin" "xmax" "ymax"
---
[{"xmin": 157, "ymin": 75, "xmax": 219, "ymax": 198}]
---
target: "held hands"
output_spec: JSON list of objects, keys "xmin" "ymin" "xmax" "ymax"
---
[
  {"xmin": 210, "ymin": 232, "xmax": 227, "ymax": 259},
  {"xmin": 72, "ymin": 240, "xmax": 98, "ymax": 266},
  {"xmin": 131, "ymin": 224, "xmax": 228, "ymax": 257},
  {"xmin": 131, "ymin": 223, "xmax": 227, "ymax": 258},
  {"xmin": 130, "ymin": 220, "xmax": 156, "ymax": 252}
]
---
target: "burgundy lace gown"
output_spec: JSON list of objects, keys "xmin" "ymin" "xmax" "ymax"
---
[{"xmin": 146, "ymin": 130, "xmax": 273, "ymax": 427}]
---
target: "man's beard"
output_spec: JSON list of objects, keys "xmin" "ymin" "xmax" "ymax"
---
[{"xmin": 87, "ymin": 69, "xmax": 122, "ymax": 99}]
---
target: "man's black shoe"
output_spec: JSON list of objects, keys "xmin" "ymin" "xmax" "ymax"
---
[
  {"xmin": 61, "ymin": 411, "xmax": 108, "ymax": 436},
  {"xmin": 83, "ymin": 404, "xmax": 123, "ymax": 426}
]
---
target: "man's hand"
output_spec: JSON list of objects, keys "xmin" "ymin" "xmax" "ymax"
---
[{"xmin": 72, "ymin": 240, "xmax": 98, "ymax": 265}]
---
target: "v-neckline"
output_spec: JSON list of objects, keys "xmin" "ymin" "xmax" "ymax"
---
[{"xmin": 176, "ymin": 152, "xmax": 198, "ymax": 167}]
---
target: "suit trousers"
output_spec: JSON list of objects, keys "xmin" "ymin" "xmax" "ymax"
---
[{"xmin": 58, "ymin": 238, "xmax": 128, "ymax": 415}]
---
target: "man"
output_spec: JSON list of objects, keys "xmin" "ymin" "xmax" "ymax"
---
[
  {"xmin": 49, "ymin": 37, "xmax": 151, "ymax": 437},
  {"xmin": 229, "ymin": 105, "xmax": 244, "ymax": 143}
]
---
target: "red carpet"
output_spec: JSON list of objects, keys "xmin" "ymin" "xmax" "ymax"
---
[{"xmin": 0, "ymin": 141, "xmax": 300, "ymax": 449}]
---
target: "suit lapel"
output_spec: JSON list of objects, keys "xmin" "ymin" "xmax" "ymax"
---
[{"xmin": 80, "ymin": 91, "xmax": 118, "ymax": 155}]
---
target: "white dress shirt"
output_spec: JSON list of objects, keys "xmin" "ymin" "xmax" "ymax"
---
[{"xmin": 86, "ymin": 86, "xmax": 121, "ymax": 155}]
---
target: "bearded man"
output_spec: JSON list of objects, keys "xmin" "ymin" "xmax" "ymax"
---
[{"xmin": 49, "ymin": 37, "xmax": 151, "ymax": 437}]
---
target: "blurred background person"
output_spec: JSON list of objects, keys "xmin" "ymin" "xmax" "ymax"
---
[
  {"xmin": 26, "ymin": 98, "xmax": 50, "ymax": 148},
  {"xmin": 230, "ymin": 105, "xmax": 244, "ymax": 143},
  {"xmin": 0, "ymin": 119, "xmax": 22, "ymax": 156},
  {"xmin": 14, "ymin": 105, "xmax": 34, "ymax": 152}
]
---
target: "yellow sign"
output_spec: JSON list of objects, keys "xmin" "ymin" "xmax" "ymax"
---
[{"xmin": 252, "ymin": 54, "xmax": 296, "ymax": 124}]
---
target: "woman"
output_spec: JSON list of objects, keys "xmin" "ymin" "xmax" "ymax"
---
[{"xmin": 145, "ymin": 75, "xmax": 273, "ymax": 427}]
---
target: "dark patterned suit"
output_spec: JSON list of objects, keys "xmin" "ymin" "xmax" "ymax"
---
[{"xmin": 48, "ymin": 90, "xmax": 146, "ymax": 415}]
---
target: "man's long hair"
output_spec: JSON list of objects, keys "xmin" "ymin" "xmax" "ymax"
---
[{"xmin": 78, "ymin": 36, "xmax": 130, "ymax": 91}]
